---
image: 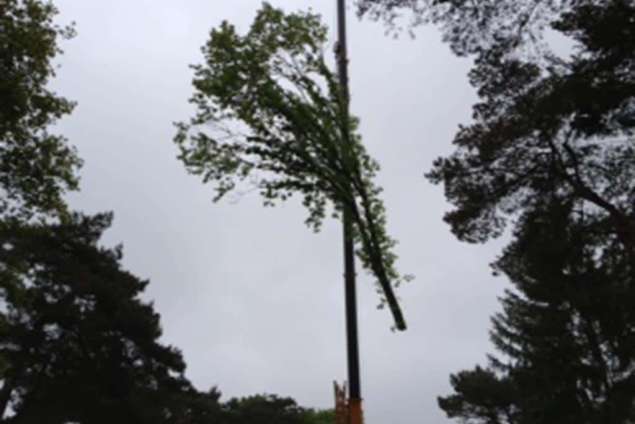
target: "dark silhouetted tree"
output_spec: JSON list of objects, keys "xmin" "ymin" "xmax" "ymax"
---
[
  {"xmin": 220, "ymin": 394, "xmax": 334, "ymax": 424},
  {"xmin": 438, "ymin": 198, "xmax": 635, "ymax": 423},
  {"xmin": 175, "ymin": 3, "xmax": 410, "ymax": 329},
  {"xmin": 222, "ymin": 395, "xmax": 307, "ymax": 424},
  {"xmin": 0, "ymin": 0, "xmax": 82, "ymax": 220},
  {"xmin": 358, "ymin": 0, "xmax": 635, "ymax": 254},
  {"xmin": 0, "ymin": 214, "xmax": 222, "ymax": 424},
  {"xmin": 358, "ymin": 0, "xmax": 635, "ymax": 421}
]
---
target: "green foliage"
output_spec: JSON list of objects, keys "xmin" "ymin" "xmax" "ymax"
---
[
  {"xmin": 302, "ymin": 408, "xmax": 336, "ymax": 424},
  {"xmin": 223, "ymin": 394, "xmax": 304, "ymax": 424},
  {"xmin": 0, "ymin": 0, "xmax": 82, "ymax": 221},
  {"xmin": 175, "ymin": 3, "xmax": 410, "ymax": 330},
  {"xmin": 0, "ymin": 214, "xmax": 222, "ymax": 423},
  {"xmin": 221, "ymin": 394, "xmax": 334, "ymax": 424}
]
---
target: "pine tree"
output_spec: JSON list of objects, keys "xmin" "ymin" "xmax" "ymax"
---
[
  {"xmin": 358, "ymin": 0, "xmax": 635, "ymax": 254},
  {"xmin": 357, "ymin": 1, "xmax": 635, "ymax": 420},
  {"xmin": 0, "ymin": 214, "xmax": 220, "ymax": 423},
  {"xmin": 438, "ymin": 199, "xmax": 635, "ymax": 423}
]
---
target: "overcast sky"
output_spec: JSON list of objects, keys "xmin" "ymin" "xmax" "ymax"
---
[{"xmin": 52, "ymin": 1, "xmax": 509, "ymax": 423}]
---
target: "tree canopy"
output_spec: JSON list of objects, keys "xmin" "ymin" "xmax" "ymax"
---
[
  {"xmin": 221, "ymin": 394, "xmax": 334, "ymax": 424},
  {"xmin": 359, "ymin": 0, "xmax": 635, "ymax": 255},
  {"xmin": 438, "ymin": 199, "xmax": 635, "ymax": 423},
  {"xmin": 427, "ymin": 1, "xmax": 634, "ymax": 256},
  {"xmin": 175, "ymin": 3, "xmax": 410, "ymax": 330},
  {"xmin": 359, "ymin": 0, "xmax": 635, "ymax": 421},
  {"xmin": 0, "ymin": 0, "xmax": 82, "ymax": 221},
  {"xmin": 0, "ymin": 214, "xmax": 222, "ymax": 423}
]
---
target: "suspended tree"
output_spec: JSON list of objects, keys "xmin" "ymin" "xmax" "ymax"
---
[{"xmin": 175, "ymin": 3, "xmax": 410, "ymax": 330}]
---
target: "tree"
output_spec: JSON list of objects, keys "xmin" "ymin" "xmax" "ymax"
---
[
  {"xmin": 222, "ymin": 394, "xmax": 306, "ymax": 424},
  {"xmin": 357, "ymin": 0, "xmax": 635, "ymax": 255},
  {"xmin": 221, "ymin": 394, "xmax": 334, "ymax": 424},
  {"xmin": 357, "ymin": 0, "xmax": 635, "ymax": 421},
  {"xmin": 427, "ymin": 1, "xmax": 634, "ymax": 257},
  {"xmin": 302, "ymin": 408, "xmax": 336, "ymax": 424},
  {"xmin": 171, "ymin": 388, "xmax": 224, "ymax": 424},
  {"xmin": 0, "ymin": 214, "xmax": 221, "ymax": 423},
  {"xmin": 438, "ymin": 199, "xmax": 635, "ymax": 423},
  {"xmin": 0, "ymin": 0, "xmax": 82, "ymax": 220},
  {"xmin": 175, "ymin": 3, "xmax": 410, "ymax": 329}
]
